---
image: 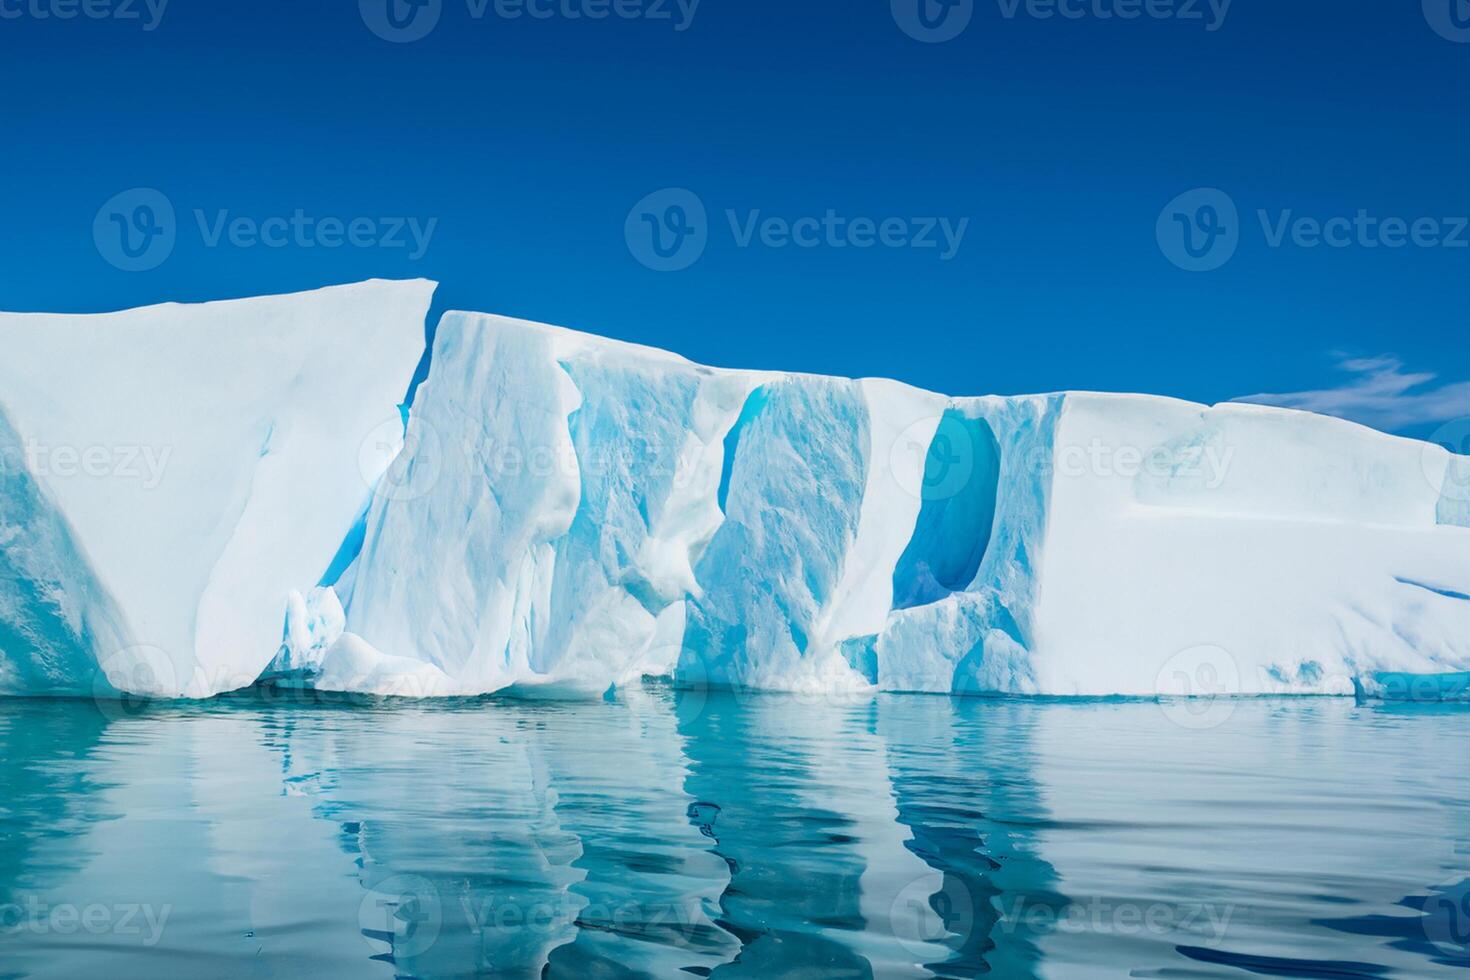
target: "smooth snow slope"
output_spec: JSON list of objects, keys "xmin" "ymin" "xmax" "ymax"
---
[
  {"xmin": 0, "ymin": 280, "xmax": 434, "ymax": 697},
  {"xmin": 1036, "ymin": 395, "xmax": 1470, "ymax": 695},
  {"xmin": 319, "ymin": 310, "xmax": 1470, "ymax": 698}
]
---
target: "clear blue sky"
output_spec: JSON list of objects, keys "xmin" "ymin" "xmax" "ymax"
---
[{"xmin": 1, "ymin": 0, "xmax": 1465, "ymax": 439}]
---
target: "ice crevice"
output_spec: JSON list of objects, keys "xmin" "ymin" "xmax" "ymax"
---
[{"xmin": 891, "ymin": 411, "xmax": 1002, "ymax": 611}]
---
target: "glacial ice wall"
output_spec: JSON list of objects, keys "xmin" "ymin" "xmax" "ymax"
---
[
  {"xmin": 0, "ymin": 280, "xmax": 434, "ymax": 697},
  {"xmin": 323, "ymin": 312, "xmax": 1061, "ymax": 696},
  {"xmin": 318, "ymin": 310, "xmax": 1470, "ymax": 698},
  {"xmin": 1, "ymin": 282, "xmax": 1466, "ymax": 700}
]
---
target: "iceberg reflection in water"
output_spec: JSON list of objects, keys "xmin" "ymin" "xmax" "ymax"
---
[{"xmin": 2, "ymin": 689, "xmax": 1469, "ymax": 978}]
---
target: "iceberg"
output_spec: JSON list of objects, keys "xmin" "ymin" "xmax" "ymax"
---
[
  {"xmin": 0, "ymin": 280, "xmax": 434, "ymax": 697},
  {"xmin": 315, "ymin": 308, "xmax": 1470, "ymax": 699},
  {"xmin": 1, "ymin": 280, "xmax": 1466, "ymax": 701}
]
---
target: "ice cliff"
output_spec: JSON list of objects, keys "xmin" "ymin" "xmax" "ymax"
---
[
  {"xmin": 2, "ymin": 282, "xmax": 1467, "ymax": 700},
  {"xmin": 323, "ymin": 308, "xmax": 1470, "ymax": 699},
  {"xmin": 0, "ymin": 280, "xmax": 433, "ymax": 697}
]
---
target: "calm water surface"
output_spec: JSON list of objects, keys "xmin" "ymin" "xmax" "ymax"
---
[{"xmin": 2, "ymin": 687, "xmax": 1469, "ymax": 978}]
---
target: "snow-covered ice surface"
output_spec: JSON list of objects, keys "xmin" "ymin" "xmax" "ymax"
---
[
  {"xmin": 317, "ymin": 308, "xmax": 1470, "ymax": 699},
  {"xmin": 1, "ymin": 282, "xmax": 1466, "ymax": 700},
  {"xmin": 1036, "ymin": 395, "xmax": 1470, "ymax": 696},
  {"xmin": 0, "ymin": 280, "xmax": 434, "ymax": 697}
]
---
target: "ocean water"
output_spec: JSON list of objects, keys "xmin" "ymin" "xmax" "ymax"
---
[{"xmin": 2, "ymin": 686, "xmax": 1469, "ymax": 978}]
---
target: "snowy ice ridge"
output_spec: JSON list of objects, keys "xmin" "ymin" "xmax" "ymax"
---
[{"xmin": 1, "ymin": 280, "xmax": 1467, "ymax": 701}]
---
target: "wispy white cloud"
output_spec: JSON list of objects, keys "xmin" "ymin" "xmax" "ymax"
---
[{"xmin": 1235, "ymin": 354, "xmax": 1470, "ymax": 432}]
